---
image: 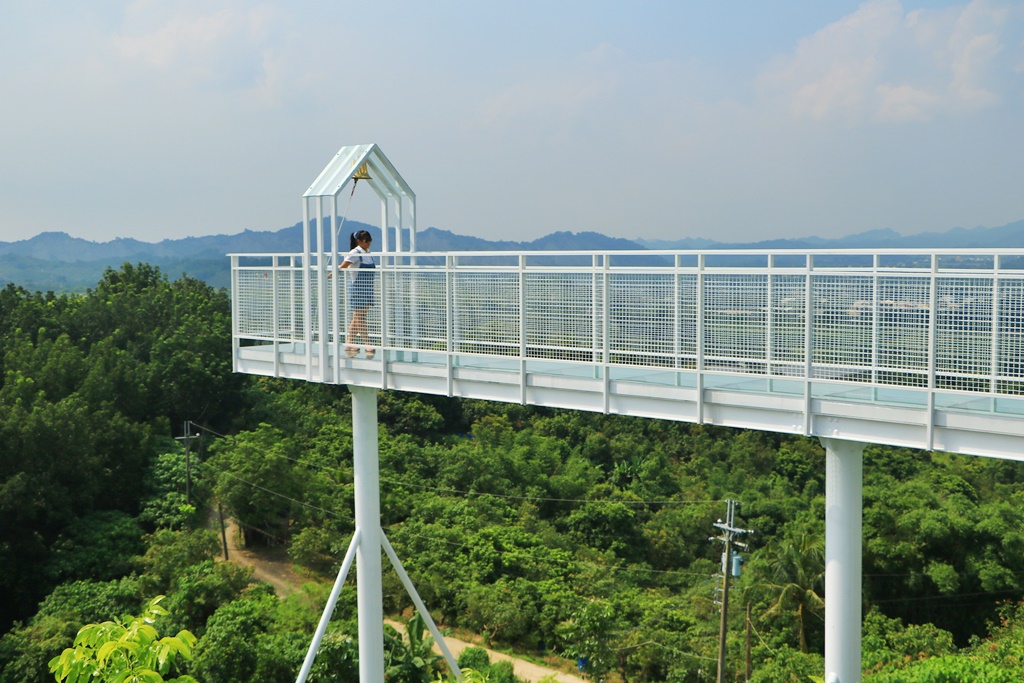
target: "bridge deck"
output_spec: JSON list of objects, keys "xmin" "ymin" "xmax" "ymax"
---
[{"xmin": 231, "ymin": 249, "xmax": 1024, "ymax": 459}]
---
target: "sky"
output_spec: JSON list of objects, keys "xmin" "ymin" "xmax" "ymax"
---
[{"xmin": 1, "ymin": 0, "xmax": 1023, "ymax": 245}]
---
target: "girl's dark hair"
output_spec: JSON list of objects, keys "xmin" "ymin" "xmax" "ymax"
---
[{"xmin": 350, "ymin": 230, "xmax": 372, "ymax": 250}]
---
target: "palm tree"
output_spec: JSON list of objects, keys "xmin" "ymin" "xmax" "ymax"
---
[{"xmin": 748, "ymin": 527, "xmax": 825, "ymax": 653}]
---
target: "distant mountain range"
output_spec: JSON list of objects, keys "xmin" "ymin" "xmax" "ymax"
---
[
  {"xmin": 635, "ymin": 220, "xmax": 1024, "ymax": 250},
  {"xmin": 2, "ymin": 218, "xmax": 1023, "ymax": 293}
]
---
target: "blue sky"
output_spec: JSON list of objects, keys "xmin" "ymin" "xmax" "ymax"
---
[{"xmin": 1, "ymin": 0, "xmax": 1022, "ymax": 244}]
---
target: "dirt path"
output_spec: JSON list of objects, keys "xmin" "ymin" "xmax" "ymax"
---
[
  {"xmin": 217, "ymin": 518, "xmax": 586, "ymax": 683},
  {"xmin": 385, "ymin": 619, "xmax": 586, "ymax": 683},
  {"xmin": 220, "ymin": 518, "xmax": 303, "ymax": 597}
]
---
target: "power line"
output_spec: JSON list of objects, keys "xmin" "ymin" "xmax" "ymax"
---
[
  {"xmin": 187, "ymin": 420, "xmax": 721, "ymax": 509},
  {"xmin": 217, "ymin": 470, "xmax": 352, "ymax": 521},
  {"xmin": 216, "ymin": 476, "xmax": 1024, "ymax": 603},
  {"xmin": 192, "ymin": 424, "xmax": 1024, "ymax": 613},
  {"xmin": 869, "ymin": 589, "xmax": 1022, "ymax": 605},
  {"xmin": 187, "ymin": 421, "xmax": 231, "ymax": 440},
  {"xmin": 216, "ymin": 468, "xmax": 716, "ymax": 581},
  {"xmin": 212, "ymin": 467, "xmax": 1024, "ymax": 620},
  {"xmin": 382, "ymin": 476, "xmax": 723, "ymax": 507}
]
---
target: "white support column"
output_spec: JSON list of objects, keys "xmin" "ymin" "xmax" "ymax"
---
[
  {"xmin": 819, "ymin": 437, "xmax": 865, "ymax": 683},
  {"xmin": 353, "ymin": 386, "xmax": 384, "ymax": 683}
]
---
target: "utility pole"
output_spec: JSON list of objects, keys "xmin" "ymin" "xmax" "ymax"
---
[
  {"xmin": 174, "ymin": 421, "xmax": 198, "ymax": 507},
  {"xmin": 186, "ymin": 423, "xmax": 228, "ymax": 561},
  {"xmin": 184, "ymin": 421, "xmax": 191, "ymax": 505},
  {"xmin": 711, "ymin": 499, "xmax": 752, "ymax": 683},
  {"xmin": 218, "ymin": 502, "xmax": 229, "ymax": 561}
]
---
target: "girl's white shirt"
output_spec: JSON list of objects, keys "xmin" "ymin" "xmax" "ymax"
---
[{"xmin": 342, "ymin": 246, "xmax": 374, "ymax": 280}]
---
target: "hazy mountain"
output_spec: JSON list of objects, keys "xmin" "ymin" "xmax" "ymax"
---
[
  {"xmin": 634, "ymin": 221, "xmax": 1024, "ymax": 250},
  {"xmin": 2, "ymin": 219, "xmax": 1022, "ymax": 293},
  {"xmin": 632, "ymin": 236, "xmax": 724, "ymax": 250}
]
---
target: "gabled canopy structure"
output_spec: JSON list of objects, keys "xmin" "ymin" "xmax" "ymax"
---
[{"xmin": 303, "ymin": 143, "xmax": 416, "ymax": 256}]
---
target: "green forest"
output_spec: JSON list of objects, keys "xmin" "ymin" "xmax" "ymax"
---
[{"xmin": 2, "ymin": 263, "xmax": 1024, "ymax": 683}]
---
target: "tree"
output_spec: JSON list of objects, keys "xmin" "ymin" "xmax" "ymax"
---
[
  {"xmin": 456, "ymin": 646, "xmax": 491, "ymax": 671},
  {"xmin": 0, "ymin": 263, "xmax": 250, "ymax": 633},
  {"xmin": 190, "ymin": 585, "xmax": 279, "ymax": 683},
  {"xmin": 48, "ymin": 596, "xmax": 197, "ymax": 683},
  {"xmin": 47, "ymin": 511, "xmax": 145, "ymax": 584},
  {"xmin": 749, "ymin": 526, "xmax": 825, "ymax": 653},
  {"xmin": 384, "ymin": 613, "xmax": 445, "ymax": 683},
  {"xmin": 306, "ymin": 626, "xmax": 358, "ymax": 683},
  {"xmin": 864, "ymin": 655, "xmax": 1016, "ymax": 683},
  {"xmin": 139, "ymin": 442, "xmax": 201, "ymax": 531},
  {"xmin": 563, "ymin": 494, "xmax": 648, "ymax": 563},
  {"xmin": 206, "ymin": 424, "xmax": 301, "ymax": 546},
  {"xmin": 0, "ymin": 577, "xmax": 145, "ymax": 683},
  {"xmin": 861, "ymin": 607, "xmax": 956, "ymax": 675},
  {"xmin": 557, "ymin": 600, "xmax": 618, "ymax": 682},
  {"xmin": 162, "ymin": 560, "xmax": 255, "ymax": 637},
  {"xmin": 463, "ymin": 579, "xmax": 538, "ymax": 646},
  {"xmin": 967, "ymin": 598, "xmax": 1024, "ymax": 677},
  {"xmin": 746, "ymin": 645, "xmax": 823, "ymax": 683}
]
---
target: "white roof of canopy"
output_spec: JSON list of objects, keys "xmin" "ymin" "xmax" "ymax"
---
[{"xmin": 304, "ymin": 143, "xmax": 415, "ymax": 201}]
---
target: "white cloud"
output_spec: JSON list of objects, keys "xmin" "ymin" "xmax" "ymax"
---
[
  {"xmin": 112, "ymin": 1, "xmax": 287, "ymax": 92},
  {"xmin": 3, "ymin": 1, "xmax": 1023, "ymax": 244},
  {"xmin": 116, "ymin": 11, "xmax": 232, "ymax": 69},
  {"xmin": 875, "ymin": 83, "xmax": 941, "ymax": 121},
  {"xmin": 946, "ymin": 1, "xmax": 1009, "ymax": 109},
  {"xmin": 759, "ymin": 0, "xmax": 902, "ymax": 123},
  {"xmin": 758, "ymin": 0, "xmax": 1023, "ymax": 124},
  {"xmin": 477, "ymin": 44, "xmax": 625, "ymax": 131}
]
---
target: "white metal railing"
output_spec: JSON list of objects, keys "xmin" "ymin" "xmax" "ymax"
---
[{"xmin": 231, "ymin": 249, "xmax": 1024, "ymax": 397}]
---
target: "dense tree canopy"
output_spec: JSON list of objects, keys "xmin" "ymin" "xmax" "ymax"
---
[
  {"xmin": 0, "ymin": 267, "xmax": 242, "ymax": 634},
  {"xmin": 3, "ymin": 264, "xmax": 1024, "ymax": 683}
]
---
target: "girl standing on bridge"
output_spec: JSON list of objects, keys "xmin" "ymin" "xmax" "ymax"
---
[{"xmin": 341, "ymin": 229, "xmax": 376, "ymax": 359}]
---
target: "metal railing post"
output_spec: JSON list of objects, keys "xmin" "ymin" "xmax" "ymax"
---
[
  {"xmin": 519, "ymin": 254, "xmax": 527, "ymax": 404},
  {"xmin": 446, "ymin": 255, "xmax": 454, "ymax": 395},
  {"xmin": 991, "ymin": 255, "xmax": 1001, "ymax": 399},
  {"xmin": 803, "ymin": 254, "xmax": 814, "ymax": 435},
  {"xmin": 696, "ymin": 254, "xmax": 705, "ymax": 423}
]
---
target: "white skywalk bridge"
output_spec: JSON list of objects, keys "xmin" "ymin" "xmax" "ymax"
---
[
  {"xmin": 233, "ymin": 248, "xmax": 1024, "ymax": 458},
  {"xmin": 232, "ymin": 246, "xmax": 1024, "ymax": 683},
  {"xmin": 229, "ymin": 143, "xmax": 1024, "ymax": 683}
]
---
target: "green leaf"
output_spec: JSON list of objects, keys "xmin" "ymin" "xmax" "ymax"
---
[{"xmin": 99, "ymin": 639, "xmax": 122, "ymax": 665}]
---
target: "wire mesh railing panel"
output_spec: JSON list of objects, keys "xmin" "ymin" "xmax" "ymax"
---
[
  {"xmin": 308, "ymin": 271, "xmax": 321, "ymax": 343},
  {"xmin": 454, "ymin": 271, "xmax": 520, "ymax": 356},
  {"xmin": 935, "ymin": 277, "xmax": 992, "ymax": 391},
  {"xmin": 704, "ymin": 274, "xmax": 768, "ymax": 373},
  {"xmin": 677, "ymin": 274, "xmax": 698, "ymax": 364},
  {"xmin": 811, "ymin": 275, "xmax": 874, "ymax": 381},
  {"xmin": 231, "ymin": 250, "xmax": 1024, "ymax": 398},
  {"xmin": 236, "ymin": 269, "xmax": 276, "ymax": 338},
  {"xmin": 524, "ymin": 272, "xmax": 597, "ymax": 362},
  {"xmin": 875, "ymin": 276, "xmax": 930, "ymax": 386},
  {"xmin": 388, "ymin": 270, "xmax": 448, "ymax": 351},
  {"xmin": 770, "ymin": 275, "xmax": 806, "ymax": 370},
  {"xmin": 324, "ymin": 277, "xmax": 338, "ymax": 345},
  {"xmin": 274, "ymin": 269, "xmax": 302, "ymax": 341},
  {"xmin": 605, "ymin": 272, "xmax": 677, "ymax": 366},
  {"xmin": 997, "ymin": 280, "xmax": 1024, "ymax": 394}
]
